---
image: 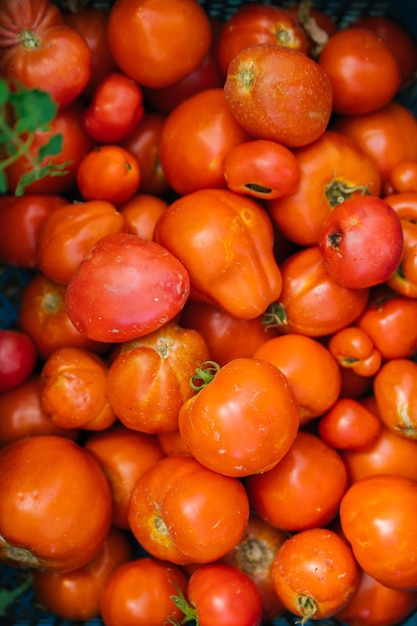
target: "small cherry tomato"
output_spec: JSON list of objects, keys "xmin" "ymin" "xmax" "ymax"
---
[
  {"xmin": 388, "ymin": 160, "xmax": 417, "ymax": 193},
  {"xmin": 0, "ymin": 329, "xmax": 37, "ymax": 393},
  {"xmin": 318, "ymin": 397, "xmax": 383, "ymax": 451},
  {"xmin": 119, "ymin": 194, "xmax": 168, "ymax": 241}
]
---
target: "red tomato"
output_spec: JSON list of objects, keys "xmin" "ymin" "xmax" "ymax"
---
[
  {"xmin": 340, "ymin": 474, "xmax": 417, "ymax": 590},
  {"xmin": 246, "ymin": 431, "xmax": 348, "ymax": 532},
  {"xmin": 272, "ymin": 528, "xmax": 360, "ymax": 620},
  {"xmin": 179, "ymin": 357, "xmax": 300, "ymax": 477},
  {"xmin": 0, "ymin": 435, "xmax": 112, "ymax": 572},
  {"xmin": 318, "ymin": 28, "xmax": 401, "ymax": 115},
  {"xmin": 128, "ymin": 455, "xmax": 249, "ymax": 565},
  {"xmin": 0, "ymin": 329, "xmax": 37, "ymax": 392},
  {"xmin": 318, "ymin": 397, "xmax": 383, "ymax": 452},
  {"xmin": 107, "ymin": 0, "xmax": 212, "ymax": 88},
  {"xmin": 83, "ymin": 73, "xmax": 144, "ymax": 143},
  {"xmin": 328, "ymin": 326, "xmax": 382, "ymax": 378},
  {"xmin": 119, "ymin": 194, "xmax": 168, "ymax": 241},
  {"xmin": 224, "ymin": 43, "xmax": 332, "ymax": 148},
  {"xmin": 388, "ymin": 160, "xmax": 417, "ymax": 193},
  {"xmin": 373, "ymin": 358, "xmax": 417, "ymax": 440},
  {"xmin": 65, "ymin": 232, "xmax": 190, "ymax": 343}
]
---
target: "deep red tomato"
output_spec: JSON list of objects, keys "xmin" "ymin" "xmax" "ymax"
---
[
  {"xmin": 65, "ymin": 232, "xmax": 190, "ymax": 343},
  {"xmin": 224, "ymin": 43, "xmax": 332, "ymax": 148},
  {"xmin": 0, "ymin": 329, "xmax": 37, "ymax": 392}
]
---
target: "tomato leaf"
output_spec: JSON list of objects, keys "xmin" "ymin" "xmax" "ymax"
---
[
  {"xmin": 37, "ymin": 133, "xmax": 64, "ymax": 160},
  {"xmin": 0, "ymin": 170, "xmax": 8, "ymax": 196},
  {"xmin": 9, "ymin": 85, "xmax": 58, "ymax": 133},
  {"xmin": 0, "ymin": 573, "xmax": 32, "ymax": 616}
]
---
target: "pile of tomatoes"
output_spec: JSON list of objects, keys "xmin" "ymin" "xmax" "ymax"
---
[{"xmin": 2, "ymin": 0, "xmax": 417, "ymax": 625}]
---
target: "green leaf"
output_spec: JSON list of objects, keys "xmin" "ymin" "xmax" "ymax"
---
[
  {"xmin": 0, "ymin": 77, "xmax": 10, "ymax": 106},
  {"xmin": 0, "ymin": 170, "xmax": 8, "ymax": 195},
  {"xmin": 14, "ymin": 161, "xmax": 72, "ymax": 196},
  {"xmin": 37, "ymin": 133, "xmax": 63, "ymax": 161},
  {"xmin": 10, "ymin": 86, "xmax": 58, "ymax": 133},
  {"xmin": 0, "ymin": 574, "xmax": 32, "ymax": 616}
]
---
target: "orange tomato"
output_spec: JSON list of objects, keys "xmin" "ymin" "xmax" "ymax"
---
[{"xmin": 119, "ymin": 194, "xmax": 168, "ymax": 241}]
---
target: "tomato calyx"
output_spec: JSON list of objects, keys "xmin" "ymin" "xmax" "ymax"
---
[
  {"xmin": 189, "ymin": 360, "xmax": 220, "ymax": 391},
  {"xmin": 167, "ymin": 584, "xmax": 197, "ymax": 625},
  {"xmin": 233, "ymin": 536, "xmax": 275, "ymax": 575},
  {"xmin": 295, "ymin": 594, "xmax": 318, "ymax": 622},
  {"xmin": 325, "ymin": 180, "xmax": 370, "ymax": 207},
  {"xmin": 262, "ymin": 302, "xmax": 288, "ymax": 330},
  {"xmin": 296, "ymin": 0, "xmax": 329, "ymax": 56},
  {"xmin": 19, "ymin": 29, "xmax": 42, "ymax": 50}
]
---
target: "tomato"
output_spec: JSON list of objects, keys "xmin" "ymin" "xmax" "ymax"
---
[
  {"xmin": 159, "ymin": 88, "xmax": 251, "ymax": 195},
  {"xmin": 84, "ymin": 423, "xmax": 165, "ymax": 529},
  {"xmin": 157, "ymin": 429, "xmax": 191, "ymax": 458},
  {"xmin": 253, "ymin": 334, "xmax": 341, "ymax": 424},
  {"xmin": 386, "ymin": 218, "xmax": 417, "ymax": 298},
  {"xmin": 119, "ymin": 194, "xmax": 168, "ymax": 241},
  {"xmin": 245, "ymin": 431, "xmax": 348, "ymax": 532},
  {"xmin": 216, "ymin": 3, "xmax": 308, "ymax": 77},
  {"xmin": 0, "ymin": 375, "xmax": 79, "ymax": 447},
  {"xmin": 337, "ymin": 571, "xmax": 417, "ymax": 626},
  {"xmin": 179, "ymin": 357, "xmax": 299, "ymax": 477},
  {"xmin": 174, "ymin": 563, "xmax": 263, "ymax": 626},
  {"xmin": 154, "ymin": 189, "xmax": 282, "ymax": 320},
  {"xmin": 107, "ymin": 0, "xmax": 212, "ymax": 88},
  {"xmin": 266, "ymin": 131, "xmax": 382, "ymax": 247},
  {"xmin": 37, "ymin": 200, "xmax": 125, "ymax": 285},
  {"xmin": 318, "ymin": 397, "xmax": 383, "ymax": 452},
  {"xmin": 106, "ymin": 321, "xmax": 210, "ymax": 434},
  {"xmin": 0, "ymin": 195, "xmax": 67, "ymax": 269},
  {"xmin": 0, "ymin": 435, "xmax": 112, "ymax": 572},
  {"xmin": 223, "ymin": 139, "xmax": 301, "ymax": 200},
  {"xmin": 39, "ymin": 347, "xmax": 116, "ymax": 431},
  {"xmin": 0, "ymin": 0, "xmax": 91, "ymax": 108},
  {"xmin": 65, "ymin": 232, "xmax": 190, "ymax": 343},
  {"xmin": 340, "ymin": 473, "xmax": 417, "ymax": 590},
  {"xmin": 83, "ymin": 73, "xmax": 144, "ymax": 143},
  {"xmin": 18, "ymin": 272, "xmax": 107, "ymax": 359},
  {"xmin": 220, "ymin": 514, "xmax": 288, "ymax": 623},
  {"xmin": 272, "ymin": 528, "xmax": 360, "ymax": 620},
  {"xmin": 318, "ymin": 195, "xmax": 403, "ymax": 289},
  {"xmin": 128, "ymin": 455, "xmax": 249, "ymax": 564},
  {"xmin": 100, "ymin": 557, "xmax": 188, "ymax": 626},
  {"xmin": 373, "ymin": 358, "xmax": 417, "ymax": 440},
  {"xmin": 63, "ymin": 6, "xmax": 118, "ymax": 100},
  {"xmin": 288, "ymin": 3, "xmax": 337, "ymax": 57},
  {"xmin": 0, "ymin": 329, "xmax": 37, "ymax": 392},
  {"xmin": 5, "ymin": 99, "xmax": 94, "ymax": 196},
  {"xmin": 265, "ymin": 246, "xmax": 370, "ymax": 337},
  {"xmin": 332, "ymin": 102, "xmax": 417, "ymax": 184},
  {"xmin": 76, "ymin": 145, "xmax": 141, "ymax": 206},
  {"xmin": 328, "ymin": 326, "xmax": 382, "ymax": 378},
  {"xmin": 388, "ymin": 160, "xmax": 417, "ymax": 194},
  {"xmin": 318, "ymin": 28, "xmax": 401, "ymax": 115},
  {"xmin": 32, "ymin": 527, "xmax": 133, "ymax": 621},
  {"xmin": 224, "ymin": 43, "xmax": 332, "ymax": 148}
]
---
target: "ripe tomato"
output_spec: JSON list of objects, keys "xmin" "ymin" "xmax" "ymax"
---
[
  {"xmin": 0, "ymin": 435, "xmax": 112, "ymax": 572},
  {"xmin": 318, "ymin": 28, "xmax": 401, "ymax": 115},
  {"xmin": 288, "ymin": 3, "xmax": 337, "ymax": 56},
  {"xmin": 76, "ymin": 145, "xmax": 141, "ymax": 206},
  {"xmin": 37, "ymin": 200, "xmax": 125, "ymax": 285},
  {"xmin": 120, "ymin": 194, "xmax": 167, "ymax": 241},
  {"xmin": 159, "ymin": 88, "xmax": 251, "ymax": 195},
  {"xmin": 0, "ymin": 0, "xmax": 91, "ymax": 108},
  {"xmin": 84, "ymin": 423, "xmax": 165, "ymax": 529},
  {"xmin": 100, "ymin": 557, "xmax": 188, "ymax": 626},
  {"xmin": 65, "ymin": 232, "xmax": 190, "ymax": 343},
  {"xmin": 340, "ymin": 473, "xmax": 417, "ymax": 590},
  {"xmin": 373, "ymin": 358, "xmax": 417, "ymax": 440},
  {"xmin": 128, "ymin": 455, "xmax": 249, "ymax": 564},
  {"xmin": 318, "ymin": 397, "xmax": 383, "ymax": 452},
  {"xmin": 388, "ymin": 160, "xmax": 417, "ymax": 194},
  {"xmin": 272, "ymin": 528, "xmax": 360, "ymax": 620},
  {"xmin": 106, "ymin": 321, "xmax": 210, "ymax": 434},
  {"xmin": 154, "ymin": 188, "xmax": 282, "ymax": 320},
  {"xmin": 245, "ymin": 431, "xmax": 348, "ymax": 532},
  {"xmin": 328, "ymin": 326, "xmax": 382, "ymax": 378},
  {"xmin": 107, "ymin": 0, "xmax": 212, "ymax": 88},
  {"xmin": 157, "ymin": 429, "xmax": 191, "ymax": 458},
  {"xmin": 0, "ymin": 329, "xmax": 37, "ymax": 392},
  {"xmin": 32, "ymin": 527, "xmax": 133, "ymax": 621},
  {"xmin": 224, "ymin": 43, "xmax": 332, "ymax": 148},
  {"xmin": 179, "ymin": 357, "xmax": 299, "ymax": 477},
  {"xmin": 253, "ymin": 334, "xmax": 341, "ymax": 424}
]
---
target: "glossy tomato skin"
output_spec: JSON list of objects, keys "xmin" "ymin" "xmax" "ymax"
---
[
  {"xmin": 373, "ymin": 359, "xmax": 417, "ymax": 440},
  {"xmin": 179, "ymin": 357, "xmax": 300, "ymax": 477},
  {"xmin": 119, "ymin": 193, "xmax": 168, "ymax": 240},
  {"xmin": 65, "ymin": 232, "xmax": 190, "ymax": 343},
  {"xmin": 0, "ymin": 435, "xmax": 112, "ymax": 572},
  {"xmin": 107, "ymin": 0, "xmax": 212, "ymax": 88},
  {"xmin": 340, "ymin": 474, "xmax": 417, "ymax": 590},
  {"xmin": 128, "ymin": 455, "xmax": 250, "ymax": 565},
  {"xmin": 318, "ymin": 397, "xmax": 383, "ymax": 452},
  {"xmin": 0, "ymin": 0, "xmax": 92, "ymax": 108},
  {"xmin": 328, "ymin": 326, "xmax": 382, "ymax": 378},
  {"xmin": 0, "ymin": 329, "xmax": 37, "ymax": 392},
  {"xmin": 154, "ymin": 189, "xmax": 282, "ymax": 320},
  {"xmin": 224, "ymin": 43, "xmax": 332, "ymax": 148}
]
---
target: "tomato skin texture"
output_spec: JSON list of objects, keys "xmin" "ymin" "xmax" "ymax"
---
[
  {"xmin": 0, "ymin": 435, "xmax": 112, "ymax": 572},
  {"xmin": 0, "ymin": 329, "xmax": 37, "ymax": 392},
  {"xmin": 128, "ymin": 455, "xmax": 250, "ymax": 565},
  {"xmin": 154, "ymin": 188, "xmax": 282, "ymax": 320},
  {"xmin": 179, "ymin": 357, "xmax": 300, "ymax": 477},
  {"xmin": 186, "ymin": 563, "xmax": 263, "ymax": 626},
  {"xmin": 373, "ymin": 359, "xmax": 417, "ymax": 440},
  {"xmin": 318, "ymin": 28, "xmax": 401, "ymax": 115},
  {"xmin": 340, "ymin": 474, "xmax": 417, "ymax": 590},
  {"xmin": 65, "ymin": 232, "xmax": 190, "ymax": 343},
  {"xmin": 0, "ymin": 0, "xmax": 92, "ymax": 108},
  {"xmin": 272, "ymin": 528, "xmax": 360, "ymax": 620},
  {"xmin": 224, "ymin": 43, "xmax": 332, "ymax": 148},
  {"xmin": 107, "ymin": 0, "xmax": 212, "ymax": 89}
]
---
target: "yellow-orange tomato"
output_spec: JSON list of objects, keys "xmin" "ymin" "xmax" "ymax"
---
[
  {"xmin": 373, "ymin": 358, "xmax": 417, "ymax": 440},
  {"xmin": 119, "ymin": 194, "xmax": 168, "ymax": 241}
]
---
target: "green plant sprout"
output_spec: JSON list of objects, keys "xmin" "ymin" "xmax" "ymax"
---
[{"xmin": 0, "ymin": 77, "xmax": 72, "ymax": 196}]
